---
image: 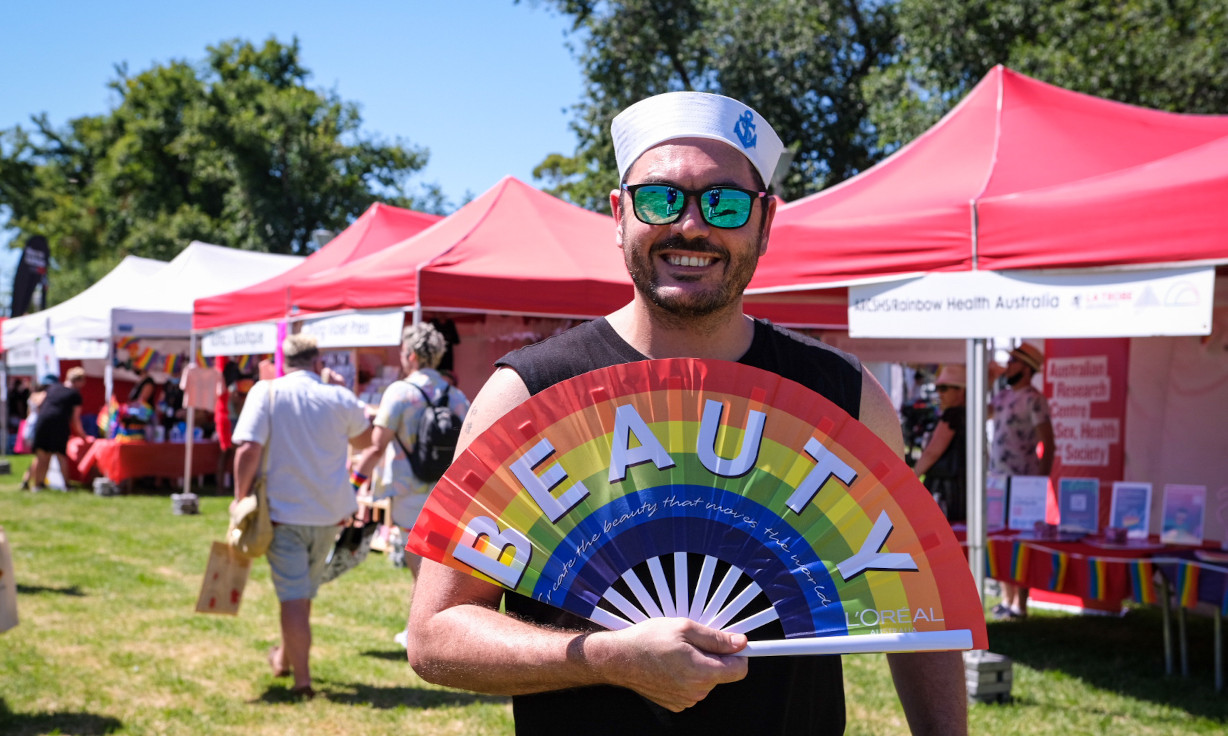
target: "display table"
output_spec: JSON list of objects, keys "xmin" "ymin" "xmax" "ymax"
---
[
  {"xmin": 76, "ymin": 439, "xmax": 219, "ymax": 483},
  {"xmin": 984, "ymin": 532, "xmax": 1159, "ymax": 605},
  {"xmin": 976, "ymin": 530, "xmax": 1227, "ymax": 691}
]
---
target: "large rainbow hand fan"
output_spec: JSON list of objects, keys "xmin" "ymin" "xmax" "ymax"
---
[{"xmin": 408, "ymin": 358, "xmax": 987, "ymax": 656}]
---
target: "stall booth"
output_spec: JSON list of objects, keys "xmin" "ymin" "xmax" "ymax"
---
[
  {"xmin": 194, "ymin": 201, "xmax": 444, "ymax": 398},
  {"xmin": 238, "ymin": 176, "xmax": 638, "ymax": 394},
  {"xmin": 744, "ymin": 65, "xmax": 1228, "ymax": 685},
  {"xmin": 9, "ymin": 243, "xmax": 303, "ymax": 488}
]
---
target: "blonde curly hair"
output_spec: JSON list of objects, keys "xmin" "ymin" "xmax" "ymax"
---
[{"xmin": 402, "ymin": 323, "xmax": 447, "ymax": 369}]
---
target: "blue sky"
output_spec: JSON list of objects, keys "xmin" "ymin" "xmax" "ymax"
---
[{"xmin": 0, "ymin": 0, "xmax": 587, "ymax": 252}]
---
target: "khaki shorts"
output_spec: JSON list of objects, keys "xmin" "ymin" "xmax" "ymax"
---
[{"xmin": 266, "ymin": 523, "xmax": 340, "ymax": 601}]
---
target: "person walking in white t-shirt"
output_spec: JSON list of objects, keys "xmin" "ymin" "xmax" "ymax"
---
[{"xmin": 231, "ymin": 334, "xmax": 372, "ymax": 699}]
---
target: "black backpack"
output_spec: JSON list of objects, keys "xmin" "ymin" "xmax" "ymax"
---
[{"xmin": 395, "ymin": 382, "xmax": 462, "ymax": 483}]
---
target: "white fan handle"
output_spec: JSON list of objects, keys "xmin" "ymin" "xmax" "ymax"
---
[{"xmin": 739, "ymin": 630, "xmax": 973, "ymax": 657}]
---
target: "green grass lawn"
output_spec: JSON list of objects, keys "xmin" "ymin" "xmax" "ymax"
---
[{"xmin": 1, "ymin": 453, "xmax": 1225, "ymax": 735}]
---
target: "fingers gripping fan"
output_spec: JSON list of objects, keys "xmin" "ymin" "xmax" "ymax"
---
[{"xmin": 408, "ymin": 359, "xmax": 987, "ymax": 656}]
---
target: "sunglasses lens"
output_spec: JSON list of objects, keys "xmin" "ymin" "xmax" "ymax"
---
[
  {"xmin": 702, "ymin": 187, "xmax": 754, "ymax": 228},
  {"xmin": 632, "ymin": 185, "xmax": 684, "ymax": 224}
]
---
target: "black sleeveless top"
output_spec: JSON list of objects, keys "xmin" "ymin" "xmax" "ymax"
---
[{"xmin": 494, "ymin": 317, "xmax": 863, "ymax": 736}]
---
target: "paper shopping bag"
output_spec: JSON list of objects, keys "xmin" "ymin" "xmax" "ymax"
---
[
  {"xmin": 195, "ymin": 541, "xmax": 252, "ymax": 615},
  {"xmin": 0, "ymin": 526, "xmax": 18, "ymax": 633}
]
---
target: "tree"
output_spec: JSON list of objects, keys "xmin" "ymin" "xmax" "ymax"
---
[
  {"xmin": 531, "ymin": 0, "xmax": 896, "ymax": 209},
  {"xmin": 0, "ymin": 37, "xmax": 432, "ymax": 304},
  {"xmin": 865, "ymin": 0, "xmax": 1228, "ymax": 150},
  {"xmin": 534, "ymin": 0, "xmax": 1228, "ymax": 210}
]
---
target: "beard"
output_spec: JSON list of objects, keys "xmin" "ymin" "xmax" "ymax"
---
[{"xmin": 623, "ymin": 231, "xmax": 763, "ymax": 320}]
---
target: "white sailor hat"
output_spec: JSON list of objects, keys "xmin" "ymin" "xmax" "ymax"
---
[{"xmin": 611, "ymin": 91, "xmax": 784, "ymax": 186}]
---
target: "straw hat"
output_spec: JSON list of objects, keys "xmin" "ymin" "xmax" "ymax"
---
[
  {"xmin": 1009, "ymin": 343, "xmax": 1044, "ymax": 372},
  {"xmin": 934, "ymin": 364, "xmax": 966, "ymax": 387}
]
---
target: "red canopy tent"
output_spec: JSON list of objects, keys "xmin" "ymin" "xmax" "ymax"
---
[
  {"xmin": 286, "ymin": 176, "xmax": 634, "ymax": 320},
  {"xmin": 745, "ymin": 66, "xmax": 1228, "ymax": 611},
  {"xmin": 192, "ymin": 202, "xmax": 441, "ymax": 330},
  {"xmin": 750, "ymin": 65, "xmax": 1228, "ymax": 307}
]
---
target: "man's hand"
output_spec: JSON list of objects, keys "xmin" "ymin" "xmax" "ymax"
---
[{"xmin": 588, "ymin": 618, "xmax": 749, "ymax": 712}]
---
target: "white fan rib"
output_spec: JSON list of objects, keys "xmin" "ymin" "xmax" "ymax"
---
[
  {"xmin": 589, "ymin": 606, "xmax": 633, "ymax": 631},
  {"xmin": 646, "ymin": 557, "xmax": 676, "ymax": 617},
  {"xmin": 722, "ymin": 606, "xmax": 780, "ymax": 635},
  {"xmin": 706, "ymin": 580, "xmax": 763, "ymax": 631},
  {"xmin": 621, "ymin": 569, "xmax": 666, "ymax": 619},
  {"xmin": 673, "ymin": 551, "xmax": 688, "ymax": 617},
  {"xmin": 689, "ymin": 556, "xmax": 718, "ymax": 621},
  {"xmin": 602, "ymin": 586, "xmax": 649, "ymax": 623},
  {"xmin": 698, "ymin": 565, "xmax": 743, "ymax": 626}
]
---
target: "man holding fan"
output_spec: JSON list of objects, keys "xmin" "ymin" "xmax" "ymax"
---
[{"xmin": 406, "ymin": 92, "xmax": 966, "ymax": 734}]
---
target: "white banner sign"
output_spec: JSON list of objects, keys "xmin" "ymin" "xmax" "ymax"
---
[
  {"xmin": 299, "ymin": 309, "xmax": 405, "ymax": 348},
  {"xmin": 55, "ymin": 337, "xmax": 109, "ymax": 360},
  {"xmin": 848, "ymin": 267, "xmax": 1215, "ymax": 338},
  {"xmin": 4, "ymin": 341, "xmax": 38, "ymax": 369},
  {"xmin": 202, "ymin": 323, "xmax": 281, "ymax": 357}
]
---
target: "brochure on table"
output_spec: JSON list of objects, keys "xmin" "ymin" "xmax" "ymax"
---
[
  {"xmin": 1058, "ymin": 477, "xmax": 1100, "ymax": 535},
  {"xmin": 986, "ymin": 473, "xmax": 1008, "ymax": 532},
  {"xmin": 1160, "ymin": 484, "xmax": 1207, "ymax": 545},
  {"xmin": 1109, "ymin": 482, "xmax": 1152, "ymax": 539},
  {"xmin": 1007, "ymin": 476, "xmax": 1049, "ymax": 531}
]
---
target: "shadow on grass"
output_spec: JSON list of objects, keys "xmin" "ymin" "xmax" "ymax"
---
[
  {"xmin": 256, "ymin": 682, "xmax": 509, "ymax": 709},
  {"xmin": 16, "ymin": 583, "xmax": 85, "ymax": 596},
  {"xmin": 0, "ymin": 698, "xmax": 122, "ymax": 736},
  {"xmin": 987, "ymin": 607, "xmax": 1228, "ymax": 722},
  {"xmin": 361, "ymin": 648, "xmax": 410, "ymax": 662}
]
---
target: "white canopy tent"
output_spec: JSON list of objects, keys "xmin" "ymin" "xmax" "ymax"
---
[
  {"xmin": 94, "ymin": 242, "xmax": 303, "ymax": 494},
  {"xmin": 2, "ymin": 255, "xmax": 167, "ymax": 357},
  {"xmin": 3, "ymin": 243, "xmax": 301, "ymax": 490},
  {"xmin": 94, "ymin": 242, "xmax": 302, "ymax": 341}
]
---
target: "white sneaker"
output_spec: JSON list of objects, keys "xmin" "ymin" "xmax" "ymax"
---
[{"xmin": 394, "ymin": 629, "xmax": 408, "ymax": 649}]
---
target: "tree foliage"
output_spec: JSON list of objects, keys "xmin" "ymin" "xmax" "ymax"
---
[
  {"xmin": 532, "ymin": 0, "xmax": 896, "ymax": 208},
  {"xmin": 0, "ymin": 37, "xmax": 431, "ymax": 304},
  {"xmin": 534, "ymin": 0, "xmax": 1228, "ymax": 209},
  {"xmin": 866, "ymin": 0, "xmax": 1228, "ymax": 147}
]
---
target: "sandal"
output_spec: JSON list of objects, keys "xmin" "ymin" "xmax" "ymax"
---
[
  {"xmin": 290, "ymin": 685, "xmax": 317, "ymax": 701},
  {"xmin": 267, "ymin": 646, "xmax": 290, "ymax": 678}
]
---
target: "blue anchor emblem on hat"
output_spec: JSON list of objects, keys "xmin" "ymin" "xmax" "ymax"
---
[{"xmin": 733, "ymin": 110, "xmax": 757, "ymax": 149}]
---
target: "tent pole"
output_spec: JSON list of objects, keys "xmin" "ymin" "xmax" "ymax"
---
[
  {"xmin": 183, "ymin": 332, "xmax": 196, "ymax": 495},
  {"xmin": 0, "ymin": 360, "xmax": 8, "ymax": 459},
  {"xmin": 967, "ymin": 337, "xmax": 988, "ymax": 606},
  {"xmin": 104, "ymin": 352, "xmax": 114, "ymax": 415}
]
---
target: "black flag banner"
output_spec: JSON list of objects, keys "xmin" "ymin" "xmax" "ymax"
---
[{"xmin": 10, "ymin": 235, "xmax": 49, "ymax": 317}]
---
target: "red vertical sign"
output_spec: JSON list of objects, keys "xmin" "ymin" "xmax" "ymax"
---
[{"xmin": 1043, "ymin": 338, "xmax": 1130, "ymax": 530}]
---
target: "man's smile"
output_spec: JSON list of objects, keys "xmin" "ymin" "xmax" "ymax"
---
[{"xmin": 664, "ymin": 253, "xmax": 717, "ymax": 268}]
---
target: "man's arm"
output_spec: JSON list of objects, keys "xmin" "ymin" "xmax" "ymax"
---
[
  {"xmin": 858, "ymin": 366, "xmax": 969, "ymax": 735},
  {"xmin": 69, "ymin": 406, "xmax": 87, "ymax": 439},
  {"xmin": 351, "ymin": 426, "xmax": 394, "ymax": 480},
  {"xmin": 1035, "ymin": 419, "xmax": 1055, "ymax": 476},
  {"xmin": 406, "ymin": 367, "xmax": 749, "ymax": 712},
  {"xmin": 233, "ymin": 441, "xmax": 262, "ymax": 503},
  {"xmin": 912, "ymin": 419, "xmax": 955, "ymax": 478}
]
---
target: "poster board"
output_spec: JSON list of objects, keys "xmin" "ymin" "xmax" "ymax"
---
[
  {"xmin": 1057, "ymin": 477, "xmax": 1100, "ymax": 535},
  {"xmin": 1007, "ymin": 476, "xmax": 1049, "ymax": 531},
  {"xmin": 986, "ymin": 473, "xmax": 1008, "ymax": 532},
  {"xmin": 1160, "ymin": 484, "xmax": 1207, "ymax": 545},
  {"xmin": 1109, "ymin": 482, "xmax": 1152, "ymax": 539}
]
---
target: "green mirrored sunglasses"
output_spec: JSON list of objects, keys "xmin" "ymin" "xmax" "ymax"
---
[{"xmin": 622, "ymin": 183, "xmax": 766, "ymax": 229}]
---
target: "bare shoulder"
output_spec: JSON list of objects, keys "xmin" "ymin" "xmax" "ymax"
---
[
  {"xmin": 456, "ymin": 367, "xmax": 532, "ymax": 454},
  {"xmin": 858, "ymin": 365, "xmax": 905, "ymax": 459}
]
